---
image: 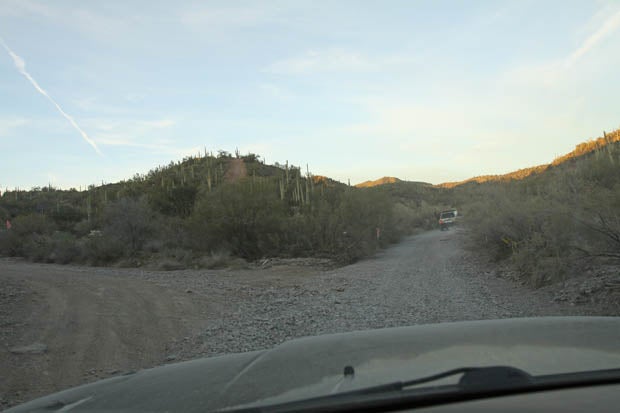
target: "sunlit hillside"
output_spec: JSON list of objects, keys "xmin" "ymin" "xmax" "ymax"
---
[
  {"xmin": 439, "ymin": 129, "xmax": 620, "ymax": 188},
  {"xmin": 355, "ymin": 177, "xmax": 402, "ymax": 188},
  {"xmin": 449, "ymin": 135, "xmax": 620, "ymax": 286}
]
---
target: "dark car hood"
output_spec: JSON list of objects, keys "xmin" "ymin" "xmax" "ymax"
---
[{"xmin": 7, "ymin": 317, "xmax": 620, "ymax": 412}]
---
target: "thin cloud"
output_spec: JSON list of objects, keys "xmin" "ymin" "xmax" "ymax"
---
[
  {"xmin": 144, "ymin": 119, "xmax": 175, "ymax": 128},
  {"xmin": 83, "ymin": 118, "xmax": 176, "ymax": 149},
  {"xmin": 0, "ymin": 38, "xmax": 102, "ymax": 155},
  {"xmin": 565, "ymin": 8, "xmax": 620, "ymax": 67},
  {"xmin": 181, "ymin": 6, "xmax": 270, "ymax": 29},
  {"xmin": 125, "ymin": 92, "xmax": 147, "ymax": 103},
  {"xmin": 0, "ymin": 1, "xmax": 133, "ymax": 44},
  {"xmin": 502, "ymin": 7, "xmax": 620, "ymax": 88},
  {"xmin": 258, "ymin": 83, "xmax": 292, "ymax": 101},
  {"xmin": 266, "ymin": 48, "xmax": 417, "ymax": 75},
  {"xmin": 0, "ymin": 117, "xmax": 29, "ymax": 136},
  {"xmin": 0, "ymin": 0, "xmax": 56, "ymax": 18},
  {"xmin": 266, "ymin": 49, "xmax": 378, "ymax": 75}
]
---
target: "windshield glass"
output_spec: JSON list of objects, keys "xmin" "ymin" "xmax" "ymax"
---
[{"xmin": 0, "ymin": 1, "xmax": 619, "ymax": 411}]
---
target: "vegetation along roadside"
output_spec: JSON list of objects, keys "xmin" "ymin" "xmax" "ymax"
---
[{"xmin": 1, "ymin": 129, "xmax": 619, "ymax": 291}]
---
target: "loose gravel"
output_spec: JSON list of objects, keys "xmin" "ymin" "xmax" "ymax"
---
[
  {"xmin": 136, "ymin": 229, "xmax": 616, "ymax": 360},
  {"xmin": 2, "ymin": 228, "xmax": 617, "ymax": 409}
]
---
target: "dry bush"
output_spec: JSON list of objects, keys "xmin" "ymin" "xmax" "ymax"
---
[
  {"xmin": 464, "ymin": 186, "xmax": 579, "ymax": 285},
  {"xmin": 79, "ymin": 234, "xmax": 124, "ymax": 265},
  {"xmin": 103, "ymin": 197, "xmax": 157, "ymax": 256},
  {"xmin": 462, "ymin": 141, "xmax": 620, "ymax": 286},
  {"xmin": 156, "ymin": 259, "xmax": 186, "ymax": 271},
  {"xmin": 393, "ymin": 200, "xmax": 437, "ymax": 232},
  {"xmin": 49, "ymin": 232, "xmax": 81, "ymax": 264},
  {"xmin": 0, "ymin": 214, "xmax": 56, "ymax": 258},
  {"xmin": 197, "ymin": 250, "xmax": 247, "ymax": 269}
]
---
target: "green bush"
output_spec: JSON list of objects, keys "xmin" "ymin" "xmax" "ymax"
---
[
  {"xmin": 79, "ymin": 234, "xmax": 125, "ymax": 265},
  {"xmin": 189, "ymin": 181, "xmax": 285, "ymax": 259},
  {"xmin": 0, "ymin": 214, "xmax": 56, "ymax": 257},
  {"xmin": 462, "ymin": 140, "xmax": 620, "ymax": 286},
  {"xmin": 50, "ymin": 232, "xmax": 81, "ymax": 264},
  {"xmin": 0, "ymin": 230, "xmax": 19, "ymax": 256},
  {"xmin": 102, "ymin": 197, "xmax": 158, "ymax": 256},
  {"xmin": 196, "ymin": 250, "xmax": 244, "ymax": 269},
  {"xmin": 23, "ymin": 234, "xmax": 53, "ymax": 262}
]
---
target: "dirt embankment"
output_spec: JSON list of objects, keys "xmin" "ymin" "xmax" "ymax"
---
[
  {"xmin": 224, "ymin": 158, "xmax": 248, "ymax": 183},
  {"xmin": 1, "ymin": 228, "xmax": 617, "ymax": 409}
]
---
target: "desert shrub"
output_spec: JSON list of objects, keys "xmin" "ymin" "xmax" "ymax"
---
[
  {"xmin": 156, "ymin": 259, "xmax": 186, "ymax": 271},
  {"xmin": 79, "ymin": 234, "xmax": 125, "ymax": 265},
  {"xmin": 49, "ymin": 204, "xmax": 85, "ymax": 231},
  {"xmin": 73, "ymin": 219, "xmax": 98, "ymax": 237},
  {"xmin": 149, "ymin": 186, "xmax": 197, "ymax": 217},
  {"xmin": 22, "ymin": 234, "xmax": 53, "ymax": 262},
  {"xmin": 0, "ymin": 230, "xmax": 19, "ymax": 256},
  {"xmin": 278, "ymin": 214, "xmax": 313, "ymax": 256},
  {"xmin": 102, "ymin": 196, "xmax": 158, "ymax": 256},
  {"xmin": 201, "ymin": 253, "xmax": 247, "ymax": 269},
  {"xmin": 328, "ymin": 188, "xmax": 395, "ymax": 262},
  {"xmin": 165, "ymin": 247, "xmax": 193, "ymax": 265},
  {"xmin": 396, "ymin": 200, "xmax": 442, "ymax": 232},
  {"xmin": 186, "ymin": 178, "xmax": 405, "ymax": 263},
  {"xmin": 465, "ymin": 189, "xmax": 582, "ymax": 285},
  {"xmin": 159, "ymin": 216, "xmax": 187, "ymax": 249},
  {"xmin": 49, "ymin": 232, "xmax": 81, "ymax": 264},
  {"xmin": 143, "ymin": 239, "xmax": 165, "ymax": 253},
  {"xmin": 0, "ymin": 214, "xmax": 56, "ymax": 257},
  {"xmin": 461, "ymin": 141, "xmax": 620, "ymax": 286},
  {"xmin": 297, "ymin": 198, "xmax": 341, "ymax": 256},
  {"xmin": 465, "ymin": 195, "xmax": 520, "ymax": 260},
  {"xmin": 20, "ymin": 231, "xmax": 81, "ymax": 264},
  {"xmin": 10, "ymin": 213, "xmax": 55, "ymax": 237},
  {"xmin": 511, "ymin": 231, "xmax": 570, "ymax": 287},
  {"xmin": 189, "ymin": 181, "xmax": 284, "ymax": 259},
  {"xmin": 0, "ymin": 231, "xmax": 8, "ymax": 253},
  {"xmin": 573, "ymin": 184, "xmax": 620, "ymax": 261}
]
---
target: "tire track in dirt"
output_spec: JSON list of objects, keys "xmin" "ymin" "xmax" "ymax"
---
[
  {"xmin": 0, "ymin": 262, "xmax": 211, "ymax": 408},
  {"xmin": 1, "ymin": 228, "xmax": 612, "ymax": 409}
]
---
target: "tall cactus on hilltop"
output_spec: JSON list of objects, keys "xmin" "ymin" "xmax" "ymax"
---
[{"xmin": 285, "ymin": 161, "xmax": 289, "ymax": 184}]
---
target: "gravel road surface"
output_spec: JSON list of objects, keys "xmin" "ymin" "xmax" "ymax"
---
[{"xmin": 1, "ymin": 228, "xmax": 613, "ymax": 409}]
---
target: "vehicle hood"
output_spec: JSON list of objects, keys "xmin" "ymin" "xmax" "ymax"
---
[{"xmin": 7, "ymin": 317, "xmax": 620, "ymax": 412}]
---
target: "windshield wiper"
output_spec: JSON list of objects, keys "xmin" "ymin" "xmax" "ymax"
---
[
  {"xmin": 219, "ymin": 366, "xmax": 620, "ymax": 413},
  {"xmin": 339, "ymin": 365, "xmax": 532, "ymax": 396}
]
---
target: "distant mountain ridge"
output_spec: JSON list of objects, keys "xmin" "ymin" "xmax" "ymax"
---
[
  {"xmin": 355, "ymin": 177, "xmax": 402, "ymax": 188},
  {"xmin": 437, "ymin": 129, "xmax": 620, "ymax": 188},
  {"xmin": 350, "ymin": 128, "xmax": 620, "ymax": 190}
]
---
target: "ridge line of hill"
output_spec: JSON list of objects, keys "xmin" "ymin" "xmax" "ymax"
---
[
  {"xmin": 352, "ymin": 129, "xmax": 620, "ymax": 190},
  {"xmin": 437, "ymin": 128, "xmax": 620, "ymax": 188}
]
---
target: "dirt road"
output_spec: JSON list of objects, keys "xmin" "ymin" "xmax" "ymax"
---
[
  {"xmin": 0, "ymin": 264, "xmax": 212, "ymax": 408},
  {"xmin": 1, "ymin": 228, "xmax": 613, "ymax": 409},
  {"xmin": 187, "ymin": 228, "xmax": 604, "ymax": 355}
]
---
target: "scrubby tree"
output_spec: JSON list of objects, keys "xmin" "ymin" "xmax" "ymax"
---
[{"xmin": 103, "ymin": 197, "xmax": 157, "ymax": 256}]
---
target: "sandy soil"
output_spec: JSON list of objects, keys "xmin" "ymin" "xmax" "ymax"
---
[{"xmin": 0, "ymin": 263, "xmax": 213, "ymax": 409}]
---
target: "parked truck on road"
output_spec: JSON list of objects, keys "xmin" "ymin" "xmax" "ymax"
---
[{"xmin": 439, "ymin": 209, "xmax": 458, "ymax": 231}]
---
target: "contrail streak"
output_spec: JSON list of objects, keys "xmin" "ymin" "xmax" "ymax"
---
[{"xmin": 0, "ymin": 38, "xmax": 102, "ymax": 155}]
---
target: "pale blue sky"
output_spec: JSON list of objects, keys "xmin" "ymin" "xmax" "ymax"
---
[{"xmin": 1, "ymin": 0, "xmax": 619, "ymax": 189}]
